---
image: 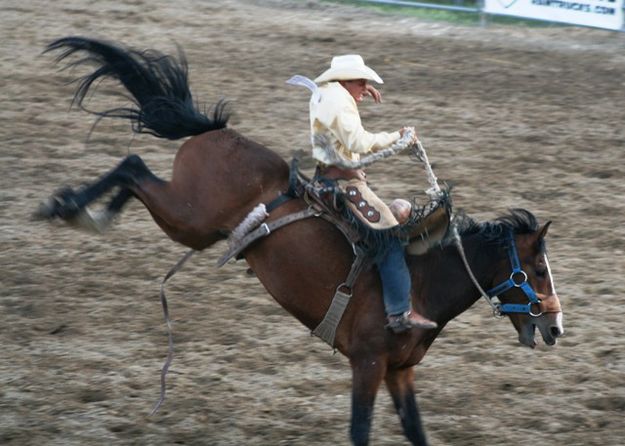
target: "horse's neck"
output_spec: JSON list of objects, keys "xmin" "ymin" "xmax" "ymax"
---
[{"xmin": 416, "ymin": 236, "xmax": 499, "ymax": 324}]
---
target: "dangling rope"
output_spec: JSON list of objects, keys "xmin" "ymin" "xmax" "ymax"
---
[
  {"xmin": 411, "ymin": 138, "xmax": 442, "ymax": 198},
  {"xmin": 150, "ymin": 249, "xmax": 196, "ymax": 415}
]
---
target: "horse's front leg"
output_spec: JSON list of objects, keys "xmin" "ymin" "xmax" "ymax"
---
[
  {"xmin": 385, "ymin": 366, "xmax": 428, "ymax": 446},
  {"xmin": 350, "ymin": 356, "xmax": 387, "ymax": 446}
]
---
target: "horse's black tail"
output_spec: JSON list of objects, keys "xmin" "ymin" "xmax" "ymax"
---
[{"xmin": 45, "ymin": 36, "xmax": 229, "ymax": 140}]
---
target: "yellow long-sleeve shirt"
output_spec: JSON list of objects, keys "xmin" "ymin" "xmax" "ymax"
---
[{"xmin": 310, "ymin": 82, "xmax": 401, "ymax": 165}]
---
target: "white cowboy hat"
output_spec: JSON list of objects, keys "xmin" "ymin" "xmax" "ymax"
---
[{"xmin": 314, "ymin": 54, "xmax": 384, "ymax": 84}]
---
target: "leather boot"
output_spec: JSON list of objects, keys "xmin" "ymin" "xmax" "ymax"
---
[{"xmin": 386, "ymin": 309, "xmax": 437, "ymax": 333}]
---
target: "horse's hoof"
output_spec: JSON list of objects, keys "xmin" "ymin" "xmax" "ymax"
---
[
  {"xmin": 33, "ymin": 189, "xmax": 80, "ymax": 220},
  {"xmin": 69, "ymin": 207, "xmax": 114, "ymax": 234},
  {"xmin": 53, "ymin": 187, "xmax": 83, "ymax": 219},
  {"xmin": 32, "ymin": 196, "xmax": 59, "ymax": 220}
]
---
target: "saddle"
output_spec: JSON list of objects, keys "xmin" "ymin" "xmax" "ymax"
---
[
  {"xmin": 218, "ymin": 159, "xmax": 452, "ymax": 347},
  {"xmin": 307, "ymin": 162, "xmax": 452, "ymax": 258}
]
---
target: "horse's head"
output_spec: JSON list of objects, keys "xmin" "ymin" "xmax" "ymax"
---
[{"xmin": 491, "ymin": 221, "xmax": 564, "ymax": 348}]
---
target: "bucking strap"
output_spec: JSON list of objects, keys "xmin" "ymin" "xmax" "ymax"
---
[{"xmin": 217, "ymin": 207, "xmax": 319, "ymax": 267}]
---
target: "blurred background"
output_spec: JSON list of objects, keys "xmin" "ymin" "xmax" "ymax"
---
[{"xmin": 1, "ymin": 1, "xmax": 624, "ymax": 444}]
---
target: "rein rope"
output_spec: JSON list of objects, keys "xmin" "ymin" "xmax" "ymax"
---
[
  {"xmin": 450, "ymin": 224, "xmax": 503, "ymax": 317},
  {"xmin": 411, "ymin": 139, "xmax": 443, "ymax": 199},
  {"xmin": 150, "ymin": 248, "xmax": 196, "ymax": 415},
  {"xmin": 413, "ymin": 139, "xmax": 500, "ymax": 317}
]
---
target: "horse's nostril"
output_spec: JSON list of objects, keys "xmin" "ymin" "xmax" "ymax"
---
[{"xmin": 550, "ymin": 326, "xmax": 562, "ymax": 337}]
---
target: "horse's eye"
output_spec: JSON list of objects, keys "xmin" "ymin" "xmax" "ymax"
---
[{"xmin": 535, "ymin": 267, "xmax": 547, "ymax": 277}]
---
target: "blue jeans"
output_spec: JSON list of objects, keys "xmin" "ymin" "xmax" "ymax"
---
[{"xmin": 376, "ymin": 238, "xmax": 411, "ymax": 316}]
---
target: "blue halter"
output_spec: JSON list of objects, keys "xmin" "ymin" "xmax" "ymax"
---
[{"xmin": 486, "ymin": 230, "xmax": 542, "ymax": 317}]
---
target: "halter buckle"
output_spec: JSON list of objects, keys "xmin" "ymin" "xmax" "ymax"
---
[
  {"xmin": 260, "ymin": 223, "xmax": 270, "ymax": 236},
  {"xmin": 308, "ymin": 205, "xmax": 323, "ymax": 218},
  {"xmin": 529, "ymin": 302, "xmax": 543, "ymax": 318},
  {"xmin": 511, "ymin": 270, "xmax": 528, "ymax": 287},
  {"xmin": 492, "ymin": 304, "xmax": 505, "ymax": 318}
]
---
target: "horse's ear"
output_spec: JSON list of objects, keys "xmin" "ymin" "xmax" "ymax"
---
[{"xmin": 537, "ymin": 221, "xmax": 552, "ymax": 239}]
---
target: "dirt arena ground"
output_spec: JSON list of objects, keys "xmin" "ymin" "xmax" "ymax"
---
[{"xmin": 2, "ymin": 0, "xmax": 624, "ymax": 444}]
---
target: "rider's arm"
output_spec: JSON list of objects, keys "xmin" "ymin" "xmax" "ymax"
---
[
  {"xmin": 331, "ymin": 102, "xmax": 400, "ymax": 154},
  {"xmin": 314, "ymin": 84, "xmax": 400, "ymax": 155}
]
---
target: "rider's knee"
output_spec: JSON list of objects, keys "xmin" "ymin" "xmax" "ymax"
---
[{"xmin": 390, "ymin": 198, "xmax": 412, "ymax": 224}]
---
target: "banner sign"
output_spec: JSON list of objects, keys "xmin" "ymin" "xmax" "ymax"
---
[{"xmin": 484, "ymin": 0, "xmax": 624, "ymax": 30}]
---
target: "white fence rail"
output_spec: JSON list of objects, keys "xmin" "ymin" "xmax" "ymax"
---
[
  {"xmin": 356, "ymin": 0, "xmax": 625, "ymax": 30},
  {"xmin": 359, "ymin": 0, "xmax": 479, "ymax": 12}
]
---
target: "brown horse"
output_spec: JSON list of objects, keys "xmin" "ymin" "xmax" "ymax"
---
[{"xmin": 38, "ymin": 37, "xmax": 564, "ymax": 446}]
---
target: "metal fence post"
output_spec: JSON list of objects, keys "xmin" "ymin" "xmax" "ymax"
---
[{"xmin": 478, "ymin": 0, "xmax": 487, "ymax": 27}]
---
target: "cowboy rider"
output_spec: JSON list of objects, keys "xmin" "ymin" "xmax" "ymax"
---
[{"xmin": 308, "ymin": 55, "xmax": 437, "ymax": 333}]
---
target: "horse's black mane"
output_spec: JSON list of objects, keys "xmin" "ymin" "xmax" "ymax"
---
[{"xmin": 448, "ymin": 208, "xmax": 540, "ymax": 244}]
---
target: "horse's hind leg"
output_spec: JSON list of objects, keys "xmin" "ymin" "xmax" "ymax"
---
[
  {"xmin": 35, "ymin": 154, "xmax": 160, "ymax": 231},
  {"xmin": 385, "ymin": 367, "xmax": 428, "ymax": 446}
]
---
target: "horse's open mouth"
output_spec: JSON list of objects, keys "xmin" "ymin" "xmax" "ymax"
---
[
  {"xmin": 520, "ymin": 332, "xmax": 537, "ymax": 349},
  {"xmin": 523, "ymin": 312, "xmax": 564, "ymax": 348},
  {"xmin": 540, "ymin": 312, "xmax": 564, "ymax": 346},
  {"xmin": 518, "ymin": 325, "xmax": 554, "ymax": 349},
  {"xmin": 516, "ymin": 321, "xmax": 536, "ymax": 348},
  {"xmin": 543, "ymin": 328, "xmax": 559, "ymax": 346}
]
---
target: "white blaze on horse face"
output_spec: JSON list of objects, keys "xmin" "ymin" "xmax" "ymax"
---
[
  {"xmin": 540, "ymin": 255, "xmax": 564, "ymax": 341},
  {"xmin": 541, "ymin": 255, "xmax": 563, "ymax": 311},
  {"xmin": 554, "ymin": 311, "xmax": 564, "ymax": 335},
  {"xmin": 543, "ymin": 254, "xmax": 563, "ymax": 318},
  {"xmin": 544, "ymin": 255, "xmax": 558, "ymax": 297}
]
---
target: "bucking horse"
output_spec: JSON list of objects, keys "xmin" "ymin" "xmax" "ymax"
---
[{"xmin": 36, "ymin": 37, "xmax": 564, "ymax": 446}]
